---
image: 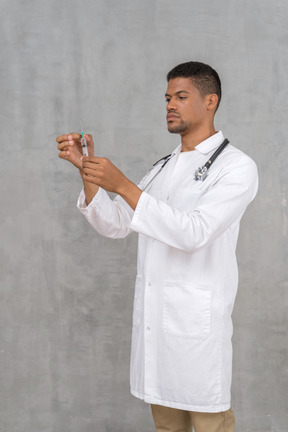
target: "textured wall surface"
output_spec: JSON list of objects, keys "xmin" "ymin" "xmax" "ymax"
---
[{"xmin": 1, "ymin": 0, "xmax": 287, "ymax": 431}]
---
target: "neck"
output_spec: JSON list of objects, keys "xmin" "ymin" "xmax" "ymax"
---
[{"xmin": 181, "ymin": 126, "xmax": 217, "ymax": 152}]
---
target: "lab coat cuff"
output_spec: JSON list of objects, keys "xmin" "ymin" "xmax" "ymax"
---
[
  {"xmin": 130, "ymin": 191, "xmax": 150, "ymax": 231},
  {"xmin": 77, "ymin": 187, "xmax": 105, "ymax": 214}
]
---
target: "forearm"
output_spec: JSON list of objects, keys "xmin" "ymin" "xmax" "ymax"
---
[
  {"xmin": 117, "ymin": 177, "xmax": 143, "ymax": 210},
  {"xmin": 79, "ymin": 169, "xmax": 100, "ymax": 205}
]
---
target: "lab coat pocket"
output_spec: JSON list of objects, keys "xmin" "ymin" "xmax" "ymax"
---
[
  {"xmin": 133, "ymin": 275, "xmax": 142, "ymax": 327},
  {"xmin": 162, "ymin": 283, "xmax": 211, "ymax": 339}
]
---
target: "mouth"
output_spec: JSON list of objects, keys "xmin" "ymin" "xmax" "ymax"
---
[{"xmin": 167, "ymin": 114, "xmax": 179, "ymax": 121}]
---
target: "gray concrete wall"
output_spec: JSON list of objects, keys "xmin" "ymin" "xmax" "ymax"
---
[{"xmin": 1, "ymin": 0, "xmax": 287, "ymax": 431}]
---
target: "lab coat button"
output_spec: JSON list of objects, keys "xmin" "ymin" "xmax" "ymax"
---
[
  {"xmin": 147, "ymin": 327, "xmax": 150, "ymax": 331},
  {"xmin": 148, "ymin": 282, "xmax": 151, "ymax": 286}
]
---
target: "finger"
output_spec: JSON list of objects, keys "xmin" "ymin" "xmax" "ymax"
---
[
  {"xmin": 57, "ymin": 135, "xmax": 77, "ymax": 149},
  {"xmin": 82, "ymin": 159, "xmax": 101, "ymax": 169},
  {"xmin": 82, "ymin": 156, "xmax": 108, "ymax": 164},
  {"xmin": 57, "ymin": 140, "xmax": 74, "ymax": 151},
  {"xmin": 82, "ymin": 167, "xmax": 101, "ymax": 178},
  {"xmin": 58, "ymin": 151, "xmax": 71, "ymax": 160},
  {"xmin": 82, "ymin": 162, "xmax": 100, "ymax": 171},
  {"xmin": 84, "ymin": 134, "xmax": 93, "ymax": 142},
  {"xmin": 56, "ymin": 133, "xmax": 82, "ymax": 143},
  {"xmin": 82, "ymin": 172, "xmax": 100, "ymax": 185},
  {"xmin": 56, "ymin": 134, "xmax": 69, "ymax": 143},
  {"xmin": 68, "ymin": 133, "xmax": 82, "ymax": 140}
]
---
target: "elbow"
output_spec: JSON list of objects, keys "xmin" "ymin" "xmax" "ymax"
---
[{"xmin": 174, "ymin": 214, "xmax": 215, "ymax": 253}]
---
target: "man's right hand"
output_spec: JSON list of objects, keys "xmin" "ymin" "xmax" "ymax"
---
[{"xmin": 56, "ymin": 133, "xmax": 95, "ymax": 170}]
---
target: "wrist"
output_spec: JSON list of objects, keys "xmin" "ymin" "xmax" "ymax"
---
[
  {"xmin": 116, "ymin": 176, "xmax": 132, "ymax": 196},
  {"xmin": 117, "ymin": 178, "xmax": 142, "ymax": 211}
]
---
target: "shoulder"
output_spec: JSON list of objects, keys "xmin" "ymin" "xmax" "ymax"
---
[
  {"xmin": 220, "ymin": 144, "xmax": 257, "ymax": 172},
  {"xmin": 210, "ymin": 144, "xmax": 258, "ymax": 190}
]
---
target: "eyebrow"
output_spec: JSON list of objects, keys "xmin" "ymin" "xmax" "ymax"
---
[{"xmin": 165, "ymin": 90, "xmax": 190, "ymax": 97}]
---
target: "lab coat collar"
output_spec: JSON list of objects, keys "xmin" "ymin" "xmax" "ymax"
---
[
  {"xmin": 172, "ymin": 131, "xmax": 225, "ymax": 157},
  {"xmin": 195, "ymin": 131, "xmax": 225, "ymax": 155}
]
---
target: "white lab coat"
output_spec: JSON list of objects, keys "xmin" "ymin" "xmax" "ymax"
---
[{"xmin": 77, "ymin": 131, "xmax": 258, "ymax": 413}]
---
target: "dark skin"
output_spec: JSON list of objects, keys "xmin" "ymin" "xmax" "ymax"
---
[
  {"xmin": 56, "ymin": 133, "xmax": 141, "ymax": 208},
  {"xmin": 56, "ymin": 78, "xmax": 218, "ymax": 208}
]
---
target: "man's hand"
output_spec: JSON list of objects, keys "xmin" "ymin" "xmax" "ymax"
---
[
  {"xmin": 82, "ymin": 157, "xmax": 142, "ymax": 210},
  {"xmin": 82, "ymin": 157, "xmax": 128, "ymax": 193},
  {"xmin": 56, "ymin": 133, "xmax": 94, "ymax": 170}
]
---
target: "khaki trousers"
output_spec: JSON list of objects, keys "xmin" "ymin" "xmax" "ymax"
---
[{"xmin": 151, "ymin": 404, "xmax": 235, "ymax": 432}]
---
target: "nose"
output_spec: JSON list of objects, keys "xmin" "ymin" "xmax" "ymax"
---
[{"xmin": 166, "ymin": 97, "xmax": 177, "ymax": 112}]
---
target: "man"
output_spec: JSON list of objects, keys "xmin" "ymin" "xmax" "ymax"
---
[{"xmin": 57, "ymin": 61, "xmax": 258, "ymax": 432}]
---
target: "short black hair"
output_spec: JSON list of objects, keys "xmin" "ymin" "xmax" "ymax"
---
[{"xmin": 167, "ymin": 61, "xmax": 222, "ymax": 111}]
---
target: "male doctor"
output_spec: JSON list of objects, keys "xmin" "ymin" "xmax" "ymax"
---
[{"xmin": 57, "ymin": 61, "xmax": 258, "ymax": 432}]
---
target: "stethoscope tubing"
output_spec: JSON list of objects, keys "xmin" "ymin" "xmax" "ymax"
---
[{"xmin": 142, "ymin": 138, "xmax": 229, "ymax": 191}]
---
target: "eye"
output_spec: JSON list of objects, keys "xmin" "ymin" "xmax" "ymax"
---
[
  {"xmin": 179, "ymin": 96, "xmax": 187, "ymax": 100},
  {"xmin": 165, "ymin": 97, "xmax": 170, "ymax": 103}
]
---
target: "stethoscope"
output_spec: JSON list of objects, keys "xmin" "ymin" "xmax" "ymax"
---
[
  {"xmin": 194, "ymin": 138, "xmax": 229, "ymax": 181},
  {"xmin": 142, "ymin": 138, "xmax": 229, "ymax": 191}
]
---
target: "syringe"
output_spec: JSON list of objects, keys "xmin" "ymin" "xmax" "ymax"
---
[{"xmin": 80, "ymin": 120, "xmax": 89, "ymax": 157}]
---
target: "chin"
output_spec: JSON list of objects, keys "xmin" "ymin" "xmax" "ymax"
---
[{"xmin": 168, "ymin": 126, "xmax": 185, "ymax": 134}]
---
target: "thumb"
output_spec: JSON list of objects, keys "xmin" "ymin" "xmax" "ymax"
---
[
  {"xmin": 85, "ymin": 134, "xmax": 93, "ymax": 143},
  {"xmin": 84, "ymin": 134, "xmax": 95, "ymax": 156}
]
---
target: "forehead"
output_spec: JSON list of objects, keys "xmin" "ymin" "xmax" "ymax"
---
[{"xmin": 166, "ymin": 77, "xmax": 200, "ymax": 95}]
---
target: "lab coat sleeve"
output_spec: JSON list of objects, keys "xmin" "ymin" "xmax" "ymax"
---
[
  {"xmin": 77, "ymin": 187, "xmax": 135, "ymax": 238},
  {"xmin": 130, "ymin": 156, "xmax": 258, "ymax": 252}
]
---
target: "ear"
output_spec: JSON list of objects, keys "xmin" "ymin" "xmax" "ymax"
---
[{"xmin": 206, "ymin": 94, "xmax": 218, "ymax": 112}]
